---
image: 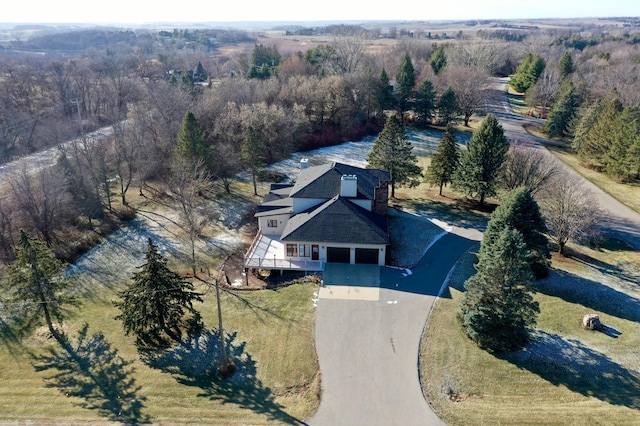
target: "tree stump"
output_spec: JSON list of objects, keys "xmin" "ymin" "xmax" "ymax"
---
[{"xmin": 583, "ymin": 314, "xmax": 601, "ymax": 330}]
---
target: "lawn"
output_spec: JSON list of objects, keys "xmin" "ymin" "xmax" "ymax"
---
[
  {"xmin": 0, "ymin": 180, "xmax": 319, "ymax": 425},
  {"xmin": 420, "ymin": 239, "xmax": 640, "ymax": 425}
]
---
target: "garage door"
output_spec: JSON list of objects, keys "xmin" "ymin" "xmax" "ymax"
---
[
  {"xmin": 355, "ymin": 248, "xmax": 379, "ymax": 264},
  {"xmin": 327, "ymin": 247, "xmax": 350, "ymax": 263}
]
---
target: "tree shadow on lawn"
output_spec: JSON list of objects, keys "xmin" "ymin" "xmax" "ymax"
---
[
  {"xmin": 31, "ymin": 324, "xmax": 150, "ymax": 424},
  {"xmin": 563, "ymin": 241, "xmax": 640, "ymax": 288},
  {"xmin": 537, "ymin": 269, "xmax": 640, "ymax": 323},
  {"xmin": 497, "ymin": 330, "xmax": 640, "ymax": 409},
  {"xmin": 141, "ymin": 328, "xmax": 306, "ymax": 425}
]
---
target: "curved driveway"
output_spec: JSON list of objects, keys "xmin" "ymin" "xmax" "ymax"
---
[
  {"xmin": 310, "ymin": 231, "xmax": 478, "ymax": 426},
  {"xmin": 487, "ymin": 77, "xmax": 640, "ymax": 250}
]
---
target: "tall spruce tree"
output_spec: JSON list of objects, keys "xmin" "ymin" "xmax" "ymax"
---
[
  {"xmin": 367, "ymin": 114, "xmax": 423, "ymax": 198},
  {"xmin": 429, "ymin": 45, "xmax": 447, "ymax": 75},
  {"xmin": 458, "ymin": 227, "xmax": 539, "ymax": 352},
  {"xmin": 415, "ymin": 79, "xmax": 437, "ymax": 126},
  {"xmin": 453, "ymin": 114, "xmax": 509, "ymax": 205},
  {"xmin": 510, "ymin": 53, "xmax": 546, "ymax": 93},
  {"xmin": 395, "ymin": 54, "xmax": 416, "ymax": 118},
  {"xmin": 241, "ymin": 125, "xmax": 265, "ymax": 196},
  {"xmin": 437, "ymin": 87, "xmax": 459, "ymax": 125},
  {"xmin": 376, "ymin": 68, "xmax": 395, "ymax": 113},
  {"xmin": 425, "ymin": 125, "xmax": 460, "ymax": 195},
  {"xmin": 545, "ymin": 81, "xmax": 578, "ymax": 138},
  {"xmin": 483, "ymin": 187, "xmax": 550, "ymax": 278},
  {"xmin": 558, "ymin": 51, "xmax": 574, "ymax": 78},
  {"xmin": 114, "ymin": 238, "xmax": 203, "ymax": 348},
  {"xmin": 175, "ymin": 111, "xmax": 210, "ymax": 166},
  {"xmin": 3, "ymin": 230, "xmax": 77, "ymax": 340}
]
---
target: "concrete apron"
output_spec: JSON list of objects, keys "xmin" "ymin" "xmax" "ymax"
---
[{"xmin": 319, "ymin": 263, "xmax": 381, "ymax": 301}]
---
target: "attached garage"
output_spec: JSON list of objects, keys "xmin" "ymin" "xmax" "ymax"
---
[
  {"xmin": 355, "ymin": 248, "xmax": 379, "ymax": 264},
  {"xmin": 327, "ymin": 247, "xmax": 350, "ymax": 263}
]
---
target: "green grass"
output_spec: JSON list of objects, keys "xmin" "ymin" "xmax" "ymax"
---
[
  {"xmin": 0, "ymin": 180, "xmax": 319, "ymax": 425},
  {"xmin": 0, "ymin": 281, "xmax": 319, "ymax": 424},
  {"xmin": 420, "ymin": 241, "xmax": 640, "ymax": 425}
]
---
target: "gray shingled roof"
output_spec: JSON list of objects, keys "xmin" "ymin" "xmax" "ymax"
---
[
  {"xmin": 281, "ymin": 196, "xmax": 389, "ymax": 245},
  {"xmin": 289, "ymin": 162, "xmax": 390, "ymax": 200}
]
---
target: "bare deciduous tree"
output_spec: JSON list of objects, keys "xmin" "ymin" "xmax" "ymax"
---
[
  {"xmin": 500, "ymin": 147, "xmax": 561, "ymax": 195},
  {"xmin": 442, "ymin": 65, "xmax": 490, "ymax": 126},
  {"xmin": 537, "ymin": 172, "xmax": 603, "ymax": 254},
  {"xmin": 171, "ymin": 158, "xmax": 213, "ymax": 275},
  {"xmin": 9, "ymin": 164, "xmax": 71, "ymax": 247}
]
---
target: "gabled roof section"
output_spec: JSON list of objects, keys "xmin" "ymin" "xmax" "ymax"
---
[
  {"xmin": 255, "ymin": 183, "xmax": 294, "ymax": 216},
  {"xmin": 289, "ymin": 162, "xmax": 390, "ymax": 200},
  {"xmin": 281, "ymin": 196, "xmax": 389, "ymax": 245}
]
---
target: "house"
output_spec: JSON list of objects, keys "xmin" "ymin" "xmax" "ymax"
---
[{"xmin": 244, "ymin": 161, "xmax": 391, "ymax": 272}]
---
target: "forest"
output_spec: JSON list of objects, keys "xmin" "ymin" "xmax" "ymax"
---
[{"xmin": 0, "ymin": 17, "xmax": 639, "ymax": 264}]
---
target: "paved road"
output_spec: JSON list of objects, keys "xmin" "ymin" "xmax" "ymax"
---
[
  {"xmin": 487, "ymin": 77, "xmax": 640, "ymax": 250},
  {"xmin": 310, "ymin": 232, "xmax": 478, "ymax": 426}
]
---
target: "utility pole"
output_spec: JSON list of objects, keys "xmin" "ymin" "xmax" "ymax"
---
[{"xmin": 215, "ymin": 263, "xmax": 234, "ymax": 377}]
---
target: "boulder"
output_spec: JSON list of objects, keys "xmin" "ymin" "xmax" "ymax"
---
[{"xmin": 583, "ymin": 314, "xmax": 601, "ymax": 330}]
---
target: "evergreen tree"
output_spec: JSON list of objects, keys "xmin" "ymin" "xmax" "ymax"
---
[
  {"xmin": 175, "ymin": 111, "xmax": 211, "ymax": 166},
  {"xmin": 458, "ymin": 228, "xmax": 539, "ymax": 352},
  {"xmin": 483, "ymin": 188, "xmax": 550, "ymax": 278},
  {"xmin": 415, "ymin": 79, "xmax": 437, "ymax": 126},
  {"xmin": 395, "ymin": 54, "xmax": 416, "ymax": 118},
  {"xmin": 114, "ymin": 238, "xmax": 203, "ymax": 348},
  {"xmin": 545, "ymin": 81, "xmax": 578, "ymax": 138},
  {"xmin": 576, "ymin": 95, "xmax": 622, "ymax": 167},
  {"xmin": 558, "ymin": 51, "xmax": 574, "ymax": 78},
  {"xmin": 367, "ymin": 114, "xmax": 423, "ymax": 198},
  {"xmin": 3, "ymin": 230, "xmax": 77, "ymax": 340},
  {"xmin": 429, "ymin": 45, "xmax": 447, "ymax": 75},
  {"xmin": 425, "ymin": 125, "xmax": 460, "ymax": 195},
  {"xmin": 453, "ymin": 114, "xmax": 509, "ymax": 205},
  {"xmin": 572, "ymin": 99, "xmax": 605, "ymax": 155},
  {"xmin": 437, "ymin": 87, "xmax": 459, "ymax": 125},
  {"xmin": 603, "ymin": 108, "xmax": 640, "ymax": 181},
  {"xmin": 510, "ymin": 53, "xmax": 546, "ymax": 93},
  {"xmin": 376, "ymin": 67, "xmax": 395, "ymax": 112},
  {"xmin": 242, "ymin": 125, "xmax": 265, "ymax": 196}
]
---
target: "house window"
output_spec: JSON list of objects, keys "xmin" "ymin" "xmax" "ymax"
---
[
  {"xmin": 286, "ymin": 244, "xmax": 298, "ymax": 257},
  {"xmin": 267, "ymin": 219, "xmax": 278, "ymax": 228},
  {"xmin": 299, "ymin": 244, "xmax": 311, "ymax": 257}
]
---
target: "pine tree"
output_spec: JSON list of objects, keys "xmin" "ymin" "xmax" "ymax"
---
[
  {"xmin": 425, "ymin": 125, "xmax": 460, "ymax": 195},
  {"xmin": 437, "ymin": 87, "xmax": 459, "ymax": 125},
  {"xmin": 429, "ymin": 45, "xmax": 447, "ymax": 75},
  {"xmin": 452, "ymin": 114, "xmax": 509, "ymax": 205},
  {"xmin": 395, "ymin": 54, "xmax": 416, "ymax": 118},
  {"xmin": 603, "ymin": 108, "xmax": 640, "ymax": 181},
  {"xmin": 482, "ymin": 188, "xmax": 550, "ymax": 278},
  {"xmin": 415, "ymin": 79, "xmax": 437, "ymax": 126},
  {"xmin": 376, "ymin": 67, "xmax": 395, "ymax": 112},
  {"xmin": 241, "ymin": 125, "xmax": 265, "ymax": 196},
  {"xmin": 510, "ymin": 53, "xmax": 546, "ymax": 93},
  {"xmin": 175, "ymin": 111, "xmax": 210, "ymax": 166},
  {"xmin": 577, "ymin": 95, "xmax": 622, "ymax": 166},
  {"xmin": 545, "ymin": 81, "xmax": 578, "ymax": 138},
  {"xmin": 114, "ymin": 238, "xmax": 203, "ymax": 348},
  {"xmin": 458, "ymin": 228, "xmax": 539, "ymax": 352},
  {"xmin": 367, "ymin": 114, "xmax": 423, "ymax": 198},
  {"xmin": 558, "ymin": 51, "xmax": 574, "ymax": 78},
  {"xmin": 3, "ymin": 230, "xmax": 77, "ymax": 340}
]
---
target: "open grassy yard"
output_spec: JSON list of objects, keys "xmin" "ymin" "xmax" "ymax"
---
[
  {"xmin": 0, "ymin": 180, "xmax": 319, "ymax": 425},
  {"xmin": 420, "ymin": 239, "xmax": 640, "ymax": 425}
]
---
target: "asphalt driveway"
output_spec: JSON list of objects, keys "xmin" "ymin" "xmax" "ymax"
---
[{"xmin": 310, "ymin": 232, "xmax": 477, "ymax": 425}]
